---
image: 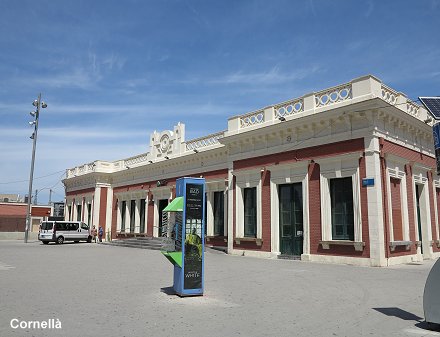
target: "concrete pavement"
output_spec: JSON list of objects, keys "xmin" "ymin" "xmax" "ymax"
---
[{"xmin": 0, "ymin": 240, "xmax": 439, "ymax": 337}]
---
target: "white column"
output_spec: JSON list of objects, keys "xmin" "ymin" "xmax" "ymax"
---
[
  {"xmin": 302, "ymin": 174, "xmax": 310, "ymax": 257},
  {"xmin": 135, "ymin": 199, "xmax": 140, "ymax": 233},
  {"xmin": 153, "ymin": 199, "xmax": 159, "ymax": 237},
  {"xmin": 206, "ymin": 192, "xmax": 214, "ymax": 237},
  {"xmin": 116, "ymin": 199, "xmax": 121, "ymax": 232},
  {"xmin": 223, "ymin": 187, "xmax": 228, "ymax": 237},
  {"xmin": 124, "ymin": 201, "xmax": 129, "ymax": 233},
  {"xmin": 93, "ymin": 186, "xmax": 101, "ymax": 229},
  {"xmin": 144, "ymin": 198, "xmax": 148, "ymax": 234},
  {"xmin": 227, "ymin": 164, "xmax": 234, "ymax": 253},
  {"xmin": 105, "ymin": 187, "xmax": 113, "ymax": 238},
  {"xmin": 422, "ymin": 181, "xmax": 434, "ymax": 258},
  {"xmin": 364, "ymin": 137, "xmax": 386, "ymax": 266},
  {"xmin": 270, "ymin": 180, "xmax": 279, "ymax": 254},
  {"xmin": 72, "ymin": 200, "xmax": 77, "ymax": 221}
]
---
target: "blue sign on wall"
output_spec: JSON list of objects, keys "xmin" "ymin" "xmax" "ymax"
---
[{"xmin": 362, "ymin": 178, "xmax": 375, "ymax": 187}]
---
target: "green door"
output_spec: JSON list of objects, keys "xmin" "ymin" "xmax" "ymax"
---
[
  {"xmin": 416, "ymin": 184, "xmax": 423, "ymax": 254},
  {"xmin": 279, "ymin": 183, "xmax": 303, "ymax": 256}
]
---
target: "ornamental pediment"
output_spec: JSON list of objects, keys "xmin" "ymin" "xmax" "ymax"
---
[{"xmin": 149, "ymin": 122, "xmax": 185, "ymax": 160}]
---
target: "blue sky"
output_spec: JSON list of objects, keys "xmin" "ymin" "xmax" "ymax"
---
[{"xmin": 1, "ymin": 0, "xmax": 439, "ymax": 204}]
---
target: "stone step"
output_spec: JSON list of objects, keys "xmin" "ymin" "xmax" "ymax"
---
[
  {"xmin": 103, "ymin": 242, "xmax": 163, "ymax": 250},
  {"xmin": 208, "ymin": 246, "xmax": 227, "ymax": 253},
  {"xmin": 113, "ymin": 239, "xmax": 163, "ymax": 245},
  {"xmin": 277, "ymin": 254, "xmax": 301, "ymax": 260},
  {"xmin": 101, "ymin": 236, "xmax": 166, "ymax": 250}
]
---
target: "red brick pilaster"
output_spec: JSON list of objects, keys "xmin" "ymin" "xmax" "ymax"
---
[
  {"xmin": 359, "ymin": 156, "xmax": 370, "ymax": 258},
  {"xmin": 261, "ymin": 169, "xmax": 271, "ymax": 252},
  {"xmin": 99, "ymin": 187, "xmax": 108, "ymax": 234},
  {"xmin": 405, "ymin": 164, "xmax": 417, "ymax": 254},
  {"xmin": 308, "ymin": 161, "xmax": 321, "ymax": 255}
]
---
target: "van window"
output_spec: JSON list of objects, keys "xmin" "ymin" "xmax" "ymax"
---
[
  {"xmin": 66, "ymin": 222, "xmax": 79, "ymax": 231},
  {"xmin": 41, "ymin": 222, "xmax": 53, "ymax": 230},
  {"xmin": 81, "ymin": 223, "xmax": 89, "ymax": 230},
  {"xmin": 55, "ymin": 223, "xmax": 67, "ymax": 230}
]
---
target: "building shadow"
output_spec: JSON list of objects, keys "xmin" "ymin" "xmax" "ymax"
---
[
  {"xmin": 373, "ymin": 307, "xmax": 440, "ymax": 332},
  {"xmin": 160, "ymin": 286, "xmax": 176, "ymax": 296}
]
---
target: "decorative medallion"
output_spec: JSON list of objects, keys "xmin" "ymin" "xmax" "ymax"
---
[{"xmin": 160, "ymin": 134, "xmax": 170, "ymax": 153}]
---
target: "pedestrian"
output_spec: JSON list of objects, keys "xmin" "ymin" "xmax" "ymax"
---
[
  {"xmin": 91, "ymin": 225, "xmax": 97, "ymax": 243},
  {"xmin": 98, "ymin": 226, "xmax": 104, "ymax": 243}
]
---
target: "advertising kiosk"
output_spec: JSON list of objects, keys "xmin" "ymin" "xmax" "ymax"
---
[{"xmin": 161, "ymin": 177, "xmax": 205, "ymax": 296}]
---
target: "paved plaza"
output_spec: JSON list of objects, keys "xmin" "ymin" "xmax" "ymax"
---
[{"xmin": 1, "ymin": 240, "xmax": 440, "ymax": 337}]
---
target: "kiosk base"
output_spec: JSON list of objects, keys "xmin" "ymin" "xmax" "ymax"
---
[{"xmin": 424, "ymin": 258, "xmax": 440, "ymax": 324}]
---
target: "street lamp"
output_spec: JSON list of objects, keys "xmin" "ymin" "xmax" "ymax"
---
[{"xmin": 24, "ymin": 94, "xmax": 47, "ymax": 243}]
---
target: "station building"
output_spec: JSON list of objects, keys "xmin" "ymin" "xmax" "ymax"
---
[{"xmin": 63, "ymin": 75, "xmax": 440, "ymax": 267}]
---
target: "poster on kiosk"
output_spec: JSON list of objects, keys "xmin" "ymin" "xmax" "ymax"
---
[
  {"xmin": 183, "ymin": 180, "xmax": 204, "ymax": 291},
  {"xmin": 161, "ymin": 177, "xmax": 205, "ymax": 297}
]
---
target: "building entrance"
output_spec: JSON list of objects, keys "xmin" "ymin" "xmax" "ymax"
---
[
  {"xmin": 279, "ymin": 183, "xmax": 303, "ymax": 256},
  {"xmin": 416, "ymin": 184, "xmax": 423, "ymax": 254},
  {"xmin": 158, "ymin": 199, "xmax": 169, "ymax": 237}
]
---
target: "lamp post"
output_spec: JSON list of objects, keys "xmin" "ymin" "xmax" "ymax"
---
[{"xmin": 24, "ymin": 93, "xmax": 47, "ymax": 243}]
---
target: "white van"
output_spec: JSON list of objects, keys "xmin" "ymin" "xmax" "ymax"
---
[{"xmin": 38, "ymin": 221, "xmax": 92, "ymax": 244}]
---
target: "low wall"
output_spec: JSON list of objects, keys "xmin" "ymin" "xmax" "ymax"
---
[{"xmin": 0, "ymin": 232, "xmax": 38, "ymax": 240}]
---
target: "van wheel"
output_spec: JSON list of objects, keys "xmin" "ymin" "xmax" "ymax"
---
[
  {"xmin": 74, "ymin": 241, "xmax": 79, "ymax": 243},
  {"xmin": 43, "ymin": 241, "xmax": 49, "ymax": 245},
  {"xmin": 56, "ymin": 236, "xmax": 64, "ymax": 244},
  {"xmin": 87, "ymin": 236, "xmax": 92, "ymax": 243}
]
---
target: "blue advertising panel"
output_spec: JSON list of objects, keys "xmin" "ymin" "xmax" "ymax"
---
[
  {"xmin": 172, "ymin": 177, "xmax": 205, "ymax": 296},
  {"xmin": 183, "ymin": 183, "xmax": 204, "ymax": 290}
]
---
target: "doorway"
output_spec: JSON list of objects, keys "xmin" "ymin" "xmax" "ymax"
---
[
  {"xmin": 416, "ymin": 184, "xmax": 423, "ymax": 254},
  {"xmin": 279, "ymin": 183, "xmax": 303, "ymax": 256},
  {"xmin": 158, "ymin": 199, "xmax": 169, "ymax": 237}
]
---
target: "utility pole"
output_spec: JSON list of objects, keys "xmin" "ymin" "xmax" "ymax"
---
[
  {"xmin": 49, "ymin": 189, "xmax": 52, "ymax": 205},
  {"xmin": 24, "ymin": 94, "xmax": 47, "ymax": 243},
  {"xmin": 34, "ymin": 189, "xmax": 38, "ymax": 205}
]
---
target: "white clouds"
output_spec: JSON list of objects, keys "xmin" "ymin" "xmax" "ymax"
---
[
  {"xmin": 1, "ymin": 0, "xmax": 438, "ymax": 203},
  {"xmin": 365, "ymin": 1, "xmax": 374, "ymax": 18},
  {"xmin": 210, "ymin": 65, "xmax": 322, "ymax": 85},
  {"xmin": 346, "ymin": 40, "xmax": 371, "ymax": 52},
  {"xmin": 102, "ymin": 53, "xmax": 126, "ymax": 70},
  {"xmin": 9, "ymin": 67, "xmax": 100, "ymax": 90},
  {"xmin": 0, "ymin": 138, "xmax": 147, "ymax": 201},
  {"xmin": 0, "ymin": 126, "xmax": 149, "ymax": 141},
  {"xmin": 170, "ymin": 65, "xmax": 322, "ymax": 87},
  {"xmin": 3, "ymin": 50, "xmax": 126, "ymax": 92},
  {"xmin": 37, "ymin": 101, "xmax": 235, "ymax": 118}
]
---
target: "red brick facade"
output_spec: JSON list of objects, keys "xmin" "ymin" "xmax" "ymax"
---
[
  {"xmin": 62, "ymin": 76, "xmax": 440, "ymax": 266},
  {"xmin": 0, "ymin": 204, "xmax": 51, "ymax": 232},
  {"xmin": 99, "ymin": 187, "xmax": 108, "ymax": 235},
  {"xmin": 308, "ymin": 161, "xmax": 321, "ymax": 255},
  {"xmin": 381, "ymin": 138, "xmax": 437, "ymax": 258}
]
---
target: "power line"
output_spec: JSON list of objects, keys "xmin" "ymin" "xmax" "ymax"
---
[
  {"xmin": 0, "ymin": 169, "xmax": 65, "ymax": 185},
  {"xmin": 34, "ymin": 172, "xmax": 66, "ymax": 193}
]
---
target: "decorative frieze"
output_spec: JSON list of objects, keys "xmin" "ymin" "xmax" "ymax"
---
[
  {"xmin": 315, "ymin": 84, "xmax": 352, "ymax": 107},
  {"xmin": 125, "ymin": 153, "xmax": 149, "ymax": 167},
  {"xmin": 240, "ymin": 109, "xmax": 264, "ymax": 128},
  {"xmin": 275, "ymin": 98, "xmax": 304, "ymax": 118},
  {"xmin": 186, "ymin": 131, "xmax": 225, "ymax": 150},
  {"xmin": 381, "ymin": 85, "xmax": 399, "ymax": 105}
]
